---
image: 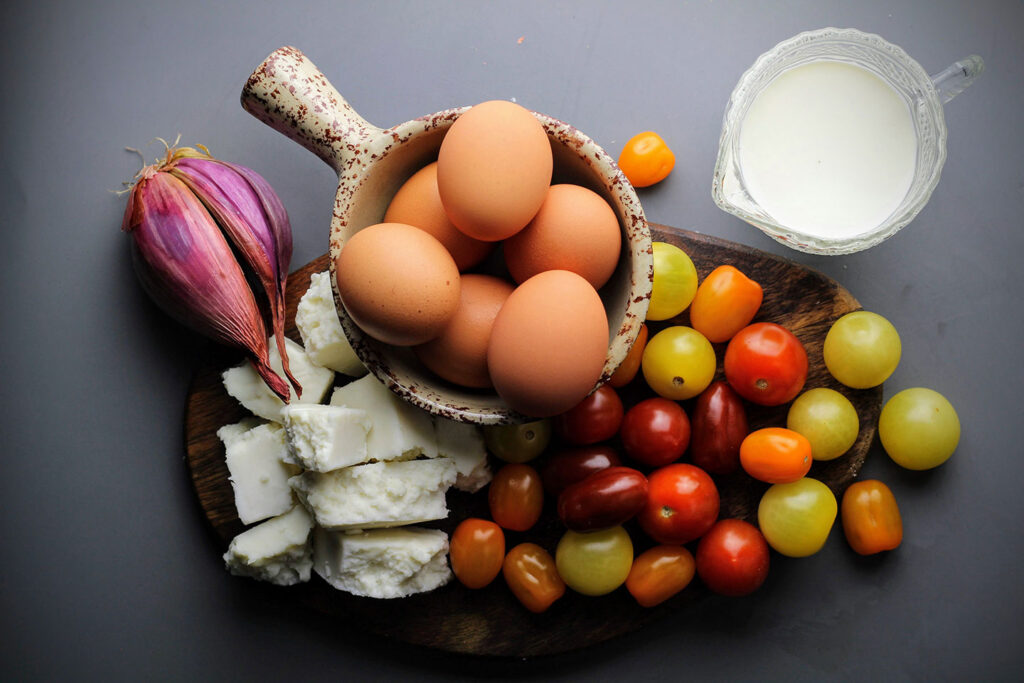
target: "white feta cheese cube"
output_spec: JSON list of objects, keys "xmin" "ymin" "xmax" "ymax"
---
[
  {"xmin": 434, "ymin": 417, "xmax": 491, "ymax": 493},
  {"xmin": 223, "ymin": 505, "xmax": 313, "ymax": 586},
  {"xmin": 222, "ymin": 337, "xmax": 335, "ymax": 423},
  {"xmin": 295, "ymin": 271, "xmax": 367, "ymax": 377},
  {"xmin": 330, "ymin": 374, "xmax": 438, "ymax": 462},
  {"xmin": 290, "ymin": 459, "xmax": 456, "ymax": 529},
  {"xmin": 217, "ymin": 421, "xmax": 300, "ymax": 525},
  {"xmin": 313, "ymin": 526, "xmax": 451, "ymax": 598},
  {"xmin": 281, "ymin": 404, "xmax": 372, "ymax": 472}
]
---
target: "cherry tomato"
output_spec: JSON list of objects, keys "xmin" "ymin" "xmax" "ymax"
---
[
  {"xmin": 757, "ymin": 478, "xmax": 837, "ymax": 557},
  {"xmin": 555, "ymin": 385, "xmax": 624, "ymax": 446},
  {"xmin": 488, "ymin": 463, "xmax": 544, "ymax": 531},
  {"xmin": 841, "ymin": 480, "xmax": 903, "ymax": 555},
  {"xmin": 483, "ymin": 419, "xmax": 551, "ymax": 463},
  {"xmin": 541, "ymin": 445, "xmax": 622, "ymax": 496},
  {"xmin": 642, "ymin": 326, "xmax": 717, "ymax": 400},
  {"xmin": 879, "ymin": 388, "xmax": 960, "ymax": 470},
  {"xmin": 449, "ymin": 518, "xmax": 505, "ymax": 589},
  {"xmin": 618, "ymin": 131, "xmax": 675, "ymax": 188},
  {"xmin": 724, "ymin": 322, "xmax": 808, "ymax": 406},
  {"xmin": 786, "ymin": 388, "xmax": 860, "ymax": 461},
  {"xmin": 609, "ymin": 323, "xmax": 648, "ymax": 388},
  {"xmin": 619, "ymin": 397, "xmax": 690, "ymax": 467},
  {"xmin": 690, "ymin": 381, "xmax": 748, "ymax": 475},
  {"xmin": 555, "ymin": 526, "xmax": 634, "ymax": 596},
  {"xmin": 647, "ymin": 243, "xmax": 698, "ymax": 321},
  {"xmin": 638, "ymin": 464, "xmax": 720, "ymax": 545},
  {"xmin": 824, "ymin": 311, "xmax": 901, "ymax": 389},
  {"xmin": 503, "ymin": 543, "xmax": 565, "ymax": 613},
  {"xmin": 688, "ymin": 265, "xmax": 764, "ymax": 343},
  {"xmin": 695, "ymin": 519, "xmax": 770, "ymax": 597},
  {"xmin": 739, "ymin": 427, "xmax": 813, "ymax": 484},
  {"xmin": 557, "ymin": 467, "xmax": 648, "ymax": 532},
  {"xmin": 626, "ymin": 545, "xmax": 696, "ymax": 607}
]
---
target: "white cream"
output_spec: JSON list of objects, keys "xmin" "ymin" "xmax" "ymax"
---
[{"xmin": 739, "ymin": 60, "xmax": 917, "ymax": 239}]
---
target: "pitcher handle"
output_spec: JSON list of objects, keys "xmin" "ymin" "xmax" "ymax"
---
[
  {"xmin": 241, "ymin": 46, "xmax": 382, "ymax": 175},
  {"xmin": 930, "ymin": 55, "xmax": 985, "ymax": 105}
]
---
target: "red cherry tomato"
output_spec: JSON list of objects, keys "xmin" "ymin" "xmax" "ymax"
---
[
  {"xmin": 619, "ymin": 397, "xmax": 691, "ymax": 467},
  {"xmin": 555, "ymin": 385, "xmax": 624, "ymax": 446},
  {"xmin": 724, "ymin": 323, "xmax": 808, "ymax": 406},
  {"xmin": 449, "ymin": 518, "xmax": 505, "ymax": 589},
  {"xmin": 690, "ymin": 381, "xmax": 748, "ymax": 475},
  {"xmin": 557, "ymin": 466, "xmax": 649, "ymax": 532},
  {"xmin": 540, "ymin": 445, "xmax": 622, "ymax": 496},
  {"xmin": 626, "ymin": 545, "xmax": 696, "ymax": 607},
  {"xmin": 638, "ymin": 464, "xmax": 719, "ymax": 544},
  {"xmin": 695, "ymin": 519, "xmax": 770, "ymax": 597},
  {"xmin": 488, "ymin": 464, "xmax": 544, "ymax": 531}
]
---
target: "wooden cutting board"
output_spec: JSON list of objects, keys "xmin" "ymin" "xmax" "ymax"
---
[{"xmin": 185, "ymin": 223, "xmax": 881, "ymax": 657}]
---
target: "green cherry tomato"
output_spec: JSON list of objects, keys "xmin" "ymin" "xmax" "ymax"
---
[
  {"xmin": 647, "ymin": 242, "xmax": 698, "ymax": 321},
  {"xmin": 823, "ymin": 311, "xmax": 901, "ymax": 389},
  {"xmin": 757, "ymin": 478, "xmax": 838, "ymax": 558},
  {"xmin": 879, "ymin": 388, "xmax": 960, "ymax": 470},
  {"xmin": 555, "ymin": 526, "xmax": 634, "ymax": 596},
  {"xmin": 641, "ymin": 326, "xmax": 717, "ymax": 400},
  {"xmin": 786, "ymin": 388, "xmax": 860, "ymax": 461},
  {"xmin": 483, "ymin": 419, "xmax": 552, "ymax": 463}
]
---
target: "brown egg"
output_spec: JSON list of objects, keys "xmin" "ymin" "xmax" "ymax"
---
[
  {"xmin": 383, "ymin": 162, "xmax": 494, "ymax": 271},
  {"xmin": 437, "ymin": 100, "xmax": 553, "ymax": 242},
  {"xmin": 503, "ymin": 184, "xmax": 622, "ymax": 289},
  {"xmin": 334, "ymin": 223, "xmax": 460, "ymax": 346},
  {"xmin": 487, "ymin": 270, "xmax": 609, "ymax": 417},
  {"xmin": 413, "ymin": 274, "xmax": 514, "ymax": 389}
]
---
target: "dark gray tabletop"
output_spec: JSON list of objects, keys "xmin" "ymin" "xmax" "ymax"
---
[{"xmin": 3, "ymin": 1, "xmax": 1022, "ymax": 680}]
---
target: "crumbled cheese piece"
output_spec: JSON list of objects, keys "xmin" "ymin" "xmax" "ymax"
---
[
  {"xmin": 217, "ymin": 421, "xmax": 300, "ymax": 525},
  {"xmin": 290, "ymin": 459, "xmax": 457, "ymax": 529},
  {"xmin": 330, "ymin": 374, "xmax": 438, "ymax": 462},
  {"xmin": 434, "ymin": 417, "xmax": 491, "ymax": 493},
  {"xmin": 313, "ymin": 526, "xmax": 451, "ymax": 598},
  {"xmin": 222, "ymin": 337, "xmax": 335, "ymax": 423},
  {"xmin": 295, "ymin": 271, "xmax": 367, "ymax": 377},
  {"xmin": 281, "ymin": 404, "xmax": 372, "ymax": 472},
  {"xmin": 223, "ymin": 505, "xmax": 313, "ymax": 586}
]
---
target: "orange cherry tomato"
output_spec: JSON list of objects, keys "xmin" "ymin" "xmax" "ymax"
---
[
  {"xmin": 450, "ymin": 518, "xmax": 505, "ymax": 589},
  {"xmin": 618, "ymin": 131, "xmax": 675, "ymax": 187},
  {"xmin": 609, "ymin": 323, "xmax": 648, "ymax": 388},
  {"xmin": 488, "ymin": 463, "xmax": 544, "ymax": 531},
  {"xmin": 625, "ymin": 545, "xmax": 696, "ymax": 607},
  {"xmin": 502, "ymin": 543, "xmax": 566, "ymax": 613},
  {"xmin": 739, "ymin": 427, "xmax": 812, "ymax": 484},
  {"xmin": 689, "ymin": 265, "xmax": 764, "ymax": 343},
  {"xmin": 841, "ymin": 480, "xmax": 903, "ymax": 555}
]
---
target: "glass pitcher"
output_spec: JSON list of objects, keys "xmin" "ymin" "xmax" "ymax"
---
[{"xmin": 711, "ymin": 27, "xmax": 984, "ymax": 255}]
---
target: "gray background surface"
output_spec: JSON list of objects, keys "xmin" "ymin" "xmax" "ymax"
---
[{"xmin": 3, "ymin": 0, "xmax": 1022, "ymax": 680}]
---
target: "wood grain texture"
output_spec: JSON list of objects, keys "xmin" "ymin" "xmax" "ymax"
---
[{"xmin": 185, "ymin": 224, "xmax": 881, "ymax": 657}]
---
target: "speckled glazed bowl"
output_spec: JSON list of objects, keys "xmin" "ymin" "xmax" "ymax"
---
[{"xmin": 242, "ymin": 46, "xmax": 652, "ymax": 424}]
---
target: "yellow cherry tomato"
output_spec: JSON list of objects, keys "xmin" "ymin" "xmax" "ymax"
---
[
  {"xmin": 647, "ymin": 242, "xmax": 698, "ymax": 321},
  {"xmin": 641, "ymin": 326, "xmax": 716, "ymax": 400},
  {"xmin": 618, "ymin": 131, "xmax": 675, "ymax": 187}
]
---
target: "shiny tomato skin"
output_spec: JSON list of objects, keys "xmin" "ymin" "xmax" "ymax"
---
[
  {"xmin": 620, "ymin": 397, "xmax": 691, "ymax": 467},
  {"xmin": 450, "ymin": 518, "xmax": 505, "ymax": 589},
  {"xmin": 695, "ymin": 519, "xmax": 770, "ymax": 597},
  {"xmin": 540, "ymin": 445, "xmax": 622, "ymax": 497},
  {"xmin": 638, "ymin": 464, "xmax": 720, "ymax": 545},
  {"xmin": 739, "ymin": 427, "xmax": 813, "ymax": 484},
  {"xmin": 626, "ymin": 545, "xmax": 696, "ymax": 607},
  {"xmin": 503, "ymin": 543, "xmax": 565, "ymax": 613},
  {"xmin": 555, "ymin": 385, "xmax": 624, "ymax": 446},
  {"xmin": 609, "ymin": 323, "xmax": 648, "ymax": 388},
  {"xmin": 618, "ymin": 131, "xmax": 675, "ymax": 188},
  {"xmin": 690, "ymin": 382, "xmax": 748, "ymax": 475},
  {"xmin": 841, "ymin": 480, "xmax": 903, "ymax": 555},
  {"xmin": 724, "ymin": 323, "xmax": 808, "ymax": 406},
  {"xmin": 488, "ymin": 464, "xmax": 544, "ymax": 531},
  {"xmin": 689, "ymin": 265, "xmax": 764, "ymax": 343},
  {"xmin": 557, "ymin": 467, "xmax": 649, "ymax": 532}
]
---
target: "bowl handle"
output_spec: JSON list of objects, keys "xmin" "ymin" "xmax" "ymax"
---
[{"xmin": 241, "ymin": 46, "xmax": 382, "ymax": 175}]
